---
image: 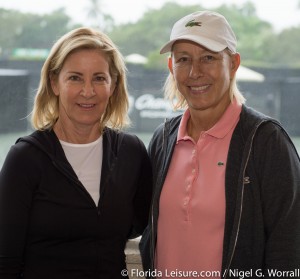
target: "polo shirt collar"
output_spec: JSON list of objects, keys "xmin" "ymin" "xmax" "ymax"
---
[{"xmin": 177, "ymin": 98, "xmax": 242, "ymax": 142}]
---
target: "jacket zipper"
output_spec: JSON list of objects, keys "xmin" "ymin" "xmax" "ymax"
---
[
  {"xmin": 223, "ymin": 122, "xmax": 264, "ymax": 278},
  {"xmin": 150, "ymin": 118, "xmax": 169, "ymax": 274},
  {"xmin": 223, "ymin": 170, "xmax": 246, "ymax": 279},
  {"xmin": 150, "ymin": 203, "xmax": 155, "ymax": 271}
]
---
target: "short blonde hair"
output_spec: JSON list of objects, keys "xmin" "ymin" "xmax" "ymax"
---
[
  {"xmin": 164, "ymin": 50, "xmax": 246, "ymax": 110},
  {"xmin": 31, "ymin": 27, "xmax": 129, "ymax": 132}
]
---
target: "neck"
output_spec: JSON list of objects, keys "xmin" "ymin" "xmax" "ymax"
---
[
  {"xmin": 54, "ymin": 121, "xmax": 101, "ymax": 144},
  {"xmin": 187, "ymin": 100, "xmax": 231, "ymax": 142}
]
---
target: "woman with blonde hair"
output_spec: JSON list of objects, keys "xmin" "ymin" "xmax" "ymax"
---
[
  {"xmin": 0, "ymin": 27, "xmax": 152, "ymax": 279},
  {"xmin": 140, "ymin": 11, "xmax": 300, "ymax": 278}
]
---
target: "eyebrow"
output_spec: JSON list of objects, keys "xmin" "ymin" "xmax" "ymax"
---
[
  {"xmin": 173, "ymin": 49, "xmax": 220, "ymax": 55},
  {"xmin": 174, "ymin": 50, "xmax": 190, "ymax": 55},
  {"xmin": 67, "ymin": 71, "xmax": 82, "ymax": 75},
  {"xmin": 66, "ymin": 71, "xmax": 107, "ymax": 76}
]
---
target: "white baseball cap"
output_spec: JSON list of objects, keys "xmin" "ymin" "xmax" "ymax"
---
[{"xmin": 160, "ymin": 11, "xmax": 237, "ymax": 54}]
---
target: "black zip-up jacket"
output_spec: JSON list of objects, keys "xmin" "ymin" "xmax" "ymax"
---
[
  {"xmin": 140, "ymin": 105, "xmax": 300, "ymax": 278},
  {"xmin": 0, "ymin": 128, "xmax": 152, "ymax": 279}
]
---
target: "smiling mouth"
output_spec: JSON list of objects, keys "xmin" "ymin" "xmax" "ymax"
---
[
  {"xmin": 190, "ymin": 85, "xmax": 210, "ymax": 91},
  {"xmin": 78, "ymin": 103, "xmax": 96, "ymax": 108}
]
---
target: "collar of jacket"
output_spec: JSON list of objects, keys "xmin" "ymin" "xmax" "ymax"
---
[{"xmin": 16, "ymin": 127, "xmax": 125, "ymax": 205}]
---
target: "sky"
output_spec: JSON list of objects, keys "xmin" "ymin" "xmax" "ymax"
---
[{"xmin": 0, "ymin": 0, "xmax": 299, "ymax": 32}]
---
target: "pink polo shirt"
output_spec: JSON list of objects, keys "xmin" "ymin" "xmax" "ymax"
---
[{"xmin": 156, "ymin": 100, "xmax": 242, "ymax": 279}]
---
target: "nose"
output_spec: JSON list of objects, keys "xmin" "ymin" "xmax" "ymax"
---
[
  {"xmin": 80, "ymin": 82, "xmax": 96, "ymax": 98},
  {"xmin": 189, "ymin": 61, "xmax": 204, "ymax": 79}
]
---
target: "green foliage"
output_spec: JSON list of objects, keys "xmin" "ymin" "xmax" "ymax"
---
[
  {"xmin": 14, "ymin": 9, "xmax": 75, "ymax": 48},
  {"xmin": 109, "ymin": 1, "xmax": 300, "ymax": 69},
  {"xmin": 109, "ymin": 2, "xmax": 203, "ymax": 57},
  {"xmin": 0, "ymin": 8, "xmax": 78, "ymax": 59},
  {"xmin": 215, "ymin": 2, "xmax": 274, "ymax": 61},
  {"xmin": 0, "ymin": 1, "xmax": 300, "ymax": 67},
  {"xmin": 85, "ymin": 0, "xmax": 115, "ymax": 31},
  {"xmin": 261, "ymin": 27, "xmax": 300, "ymax": 67}
]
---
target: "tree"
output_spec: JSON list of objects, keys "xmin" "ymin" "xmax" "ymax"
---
[
  {"xmin": 0, "ymin": 8, "xmax": 26, "ymax": 57},
  {"xmin": 14, "ymin": 9, "xmax": 76, "ymax": 49},
  {"xmin": 109, "ymin": 2, "xmax": 202, "ymax": 57},
  {"xmin": 108, "ymin": 2, "xmax": 278, "ymax": 69},
  {"xmin": 85, "ymin": 0, "xmax": 114, "ymax": 31},
  {"xmin": 214, "ymin": 2, "xmax": 273, "ymax": 64},
  {"xmin": 262, "ymin": 27, "xmax": 300, "ymax": 67},
  {"xmin": 1, "ymin": 2, "xmax": 300, "ymax": 67},
  {"xmin": 0, "ymin": 8, "xmax": 78, "ymax": 59}
]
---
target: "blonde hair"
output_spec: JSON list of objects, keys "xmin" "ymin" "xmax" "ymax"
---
[
  {"xmin": 164, "ymin": 50, "xmax": 246, "ymax": 110},
  {"xmin": 31, "ymin": 27, "xmax": 129, "ymax": 132}
]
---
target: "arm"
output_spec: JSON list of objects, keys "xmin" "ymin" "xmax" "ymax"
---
[
  {"xmin": 130, "ymin": 137, "xmax": 153, "ymax": 238},
  {"xmin": 0, "ymin": 143, "xmax": 40, "ymax": 278},
  {"xmin": 254, "ymin": 123, "xmax": 300, "ymax": 270}
]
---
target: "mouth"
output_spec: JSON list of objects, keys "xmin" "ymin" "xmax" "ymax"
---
[
  {"xmin": 189, "ymin": 85, "xmax": 210, "ymax": 92},
  {"xmin": 77, "ymin": 103, "xmax": 96, "ymax": 109}
]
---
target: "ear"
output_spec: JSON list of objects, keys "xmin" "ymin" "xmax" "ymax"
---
[
  {"xmin": 50, "ymin": 74, "xmax": 60, "ymax": 96},
  {"xmin": 168, "ymin": 56, "xmax": 173, "ymax": 74},
  {"xmin": 230, "ymin": 53, "xmax": 241, "ymax": 79}
]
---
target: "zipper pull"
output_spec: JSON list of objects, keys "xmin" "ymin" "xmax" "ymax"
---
[{"xmin": 243, "ymin": 176, "xmax": 250, "ymax": 184}]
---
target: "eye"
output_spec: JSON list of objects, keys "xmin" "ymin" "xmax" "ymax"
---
[
  {"xmin": 178, "ymin": 57, "xmax": 188, "ymax": 62},
  {"xmin": 69, "ymin": 75, "xmax": 82, "ymax": 82},
  {"xmin": 201, "ymin": 55, "xmax": 215, "ymax": 63},
  {"xmin": 176, "ymin": 56, "xmax": 190, "ymax": 63},
  {"xmin": 174, "ymin": 56, "xmax": 192, "ymax": 68},
  {"xmin": 94, "ymin": 75, "xmax": 107, "ymax": 83}
]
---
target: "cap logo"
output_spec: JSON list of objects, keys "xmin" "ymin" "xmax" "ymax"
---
[{"xmin": 185, "ymin": 19, "xmax": 202, "ymax": 28}]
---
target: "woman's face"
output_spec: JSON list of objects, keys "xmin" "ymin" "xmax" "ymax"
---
[
  {"xmin": 169, "ymin": 40, "xmax": 239, "ymax": 117},
  {"xmin": 51, "ymin": 48, "xmax": 116, "ymax": 131}
]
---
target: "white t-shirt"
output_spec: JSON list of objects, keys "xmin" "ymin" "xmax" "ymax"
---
[{"xmin": 60, "ymin": 136, "xmax": 103, "ymax": 206}]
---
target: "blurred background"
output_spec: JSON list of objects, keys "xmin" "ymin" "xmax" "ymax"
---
[{"xmin": 1, "ymin": 0, "xmax": 300, "ymax": 168}]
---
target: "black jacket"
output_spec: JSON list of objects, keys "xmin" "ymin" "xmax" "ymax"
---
[
  {"xmin": 0, "ymin": 128, "xmax": 152, "ymax": 279},
  {"xmin": 140, "ymin": 105, "xmax": 300, "ymax": 278}
]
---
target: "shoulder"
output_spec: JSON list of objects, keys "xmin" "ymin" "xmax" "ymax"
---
[
  {"xmin": 238, "ymin": 105, "xmax": 283, "ymax": 140},
  {"xmin": 16, "ymin": 129, "xmax": 57, "ymax": 148},
  {"xmin": 1, "ymin": 130, "xmax": 49, "ymax": 176},
  {"xmin": 255, "ymin": 121, "xmax": 297, "ymax": 156},
  {"xmin": 14, "ymin": 129, "xmax": 59, "ymax": 158},
  {"xmin": 149, "ymin": 115, "xmax": 182, "ymax": 152},
  {"xmin": 103, "ymin": 128, "xmax": 147, "ymax": 154},
  {"xmin": 9, "ymin": 130, "xmax": 45, "ymax": 157},
  {"xmin": 240, "ymin": 105, "xmax": 275, "ymax": 128},
  {"xmin": 152, "ymin": 115, "xmax": 182, "ymax": 141},
  {"xmin": 123, "ymin": 132, "xmax": 147, "ymax": 153},
  {"xmin": 241, "ymin": 105, "xmax": 288, "ymax": 139},
  {"xmin": 240, "ymin": 106, "xmax": 299, "ymax": 160}
]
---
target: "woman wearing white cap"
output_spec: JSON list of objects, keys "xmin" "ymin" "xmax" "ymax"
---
[{"xmin": 140, "ymin": 11, "xmax": 300, "ymax": 279}]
